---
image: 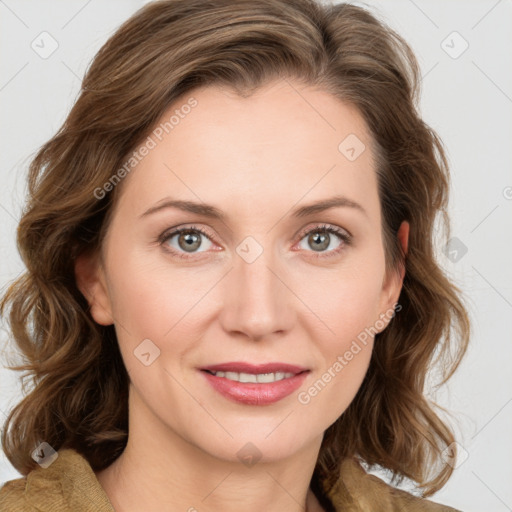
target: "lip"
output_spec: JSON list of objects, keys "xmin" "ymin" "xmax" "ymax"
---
[
  {"xmin": 200, "ymin": 362, "xmax": 309, "ymax": 374},
  {"xmin": 199, "ymin": 361, "xmax": 310, "ymax": 406}
]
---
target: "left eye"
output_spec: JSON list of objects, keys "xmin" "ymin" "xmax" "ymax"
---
[
  {"xmin": 159, "ymin": 223, "xmax": 351, "ymax": 259},
  {"xmin": 296, "ymin": 224, "xmax": 350, "ymax": 256}
]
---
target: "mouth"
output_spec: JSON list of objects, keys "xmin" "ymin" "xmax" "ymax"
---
[
  {"xmin": 202, "ymin": 370, "xmax": 298, "ymax": 383},
  {"xmin": 200, "ymin": 361, "xmax": 309, "ymax": 382},
  {"xmin": 199, "ymin": 362, "xmax": 310, "ymax": 405}
]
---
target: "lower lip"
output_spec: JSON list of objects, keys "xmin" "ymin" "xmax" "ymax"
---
[{"xmin": 200, "ymin": 370, "xmax": 309, "ymax": 405}]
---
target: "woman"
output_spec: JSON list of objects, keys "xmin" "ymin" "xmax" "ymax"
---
[{"xmin": 0, "ymin": 0, "xmax": 470, "ymax": 510}]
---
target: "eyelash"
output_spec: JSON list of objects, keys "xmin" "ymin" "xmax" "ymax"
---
[{"xmin": 157, "ymin": 223, "xmax": 352, "ymax": 260}]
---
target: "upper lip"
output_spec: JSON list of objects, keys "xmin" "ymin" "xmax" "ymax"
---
[{"xmin": 200, "ymin": 362, "xmax": 309, "ymax": 375}]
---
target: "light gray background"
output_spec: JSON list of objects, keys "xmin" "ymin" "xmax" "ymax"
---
[{"xmin": 1, "ymin": 1, "xmax": 511, "ymax": 511}]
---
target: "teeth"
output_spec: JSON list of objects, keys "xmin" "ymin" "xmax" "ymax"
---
[{"xmin": 210, "ymin": 371, "xmax": 295, "ymax": 383}]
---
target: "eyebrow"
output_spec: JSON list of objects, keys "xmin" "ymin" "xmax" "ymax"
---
[{"xmin": 139, "ymin": 195, "xmax": 367, "ymax": 221}]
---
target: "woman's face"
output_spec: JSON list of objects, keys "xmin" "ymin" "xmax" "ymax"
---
[{"xmin": 76, "ymin": 79, "xmax": 407, "ymax": 464}]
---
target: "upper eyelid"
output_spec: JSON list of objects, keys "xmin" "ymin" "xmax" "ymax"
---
[{"xmin": 296, "ymin": 223, "xmax": 351, "ymax": 239}]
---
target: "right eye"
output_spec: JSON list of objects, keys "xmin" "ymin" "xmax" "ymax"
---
[{"xmin": 158, "ymin": 225, "xmax": 217, "ymax": 259}]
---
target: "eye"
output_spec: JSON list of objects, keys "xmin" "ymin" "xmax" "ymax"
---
[
  {"xmin": 158, "ymin": 224, "xmax": 217, "ymax": 259},
  {"xmin": 157, "ymin": 223, "xmax": 352, "ymax": 260},
  {"xmin": 295, "ymin": 223, "xmax": 352, "ymax": 259}
]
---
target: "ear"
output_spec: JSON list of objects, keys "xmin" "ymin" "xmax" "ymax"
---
[
  {"xmin": 377, "ymin": 220, "xmax": 409, "ymax": 325},
  {"xmin": 74, "ymin": 249, "xmax": 114, "ymax": 326}
]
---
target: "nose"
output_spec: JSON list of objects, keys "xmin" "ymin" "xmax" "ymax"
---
[{"xmin": 218, "ymin": 241, "xmax": 295, "ymax": 342}]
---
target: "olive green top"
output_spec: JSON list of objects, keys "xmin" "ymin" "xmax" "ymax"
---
[{"xmin": 0, "ymin": 448, "xmax": 461, "ymax": 511}]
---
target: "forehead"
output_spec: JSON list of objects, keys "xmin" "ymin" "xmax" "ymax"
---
[{"xmin": 115, "ymin": 79, "xmax": 380, "ymax": 223}]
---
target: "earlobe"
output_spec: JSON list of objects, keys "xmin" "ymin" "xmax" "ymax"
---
[{"xmin": 74, "ymin": 250, "xmax": 114, "ymax": 326}]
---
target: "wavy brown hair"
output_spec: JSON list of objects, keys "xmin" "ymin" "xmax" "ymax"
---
[{"xmin": 1, "ymin": 0, "xmax": 469, "ymax": 501}]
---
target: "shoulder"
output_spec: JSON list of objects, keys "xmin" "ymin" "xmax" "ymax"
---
[
  {"xmin": 0, "ymin": 477, "xmax": 32, "ymax": 512},
  {"xmin": 0, "ymin": 448, "xmax": 114, "ymax": 512},
  {"xmin": 326, "ymin": 456, "xmax": 462, "ymax": 512},
  {"xmin": 0, "ymin": 469, "xmax": 66, "ymax": 512}
]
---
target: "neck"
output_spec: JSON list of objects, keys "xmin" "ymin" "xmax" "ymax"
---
[{"xmin": 95, "ymin": 385, "xmax": 326, "ymax": 512}]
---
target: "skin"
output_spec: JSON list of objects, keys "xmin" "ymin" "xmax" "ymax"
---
[{"xmin": 75, "ymin": 78, "xmax": 409, "ymax": 512}]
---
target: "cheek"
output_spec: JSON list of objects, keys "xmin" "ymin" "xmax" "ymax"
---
[
  {"xmin": 292, "ymin": 258, "xmax": 383, "ymax": 416},
  {"xmin": 296, "ymin": 276, "xmax": 378, "ymax": 427},
  {"xmin": 300, "ymin": 256, "xmax": 386, "ymax": 342},
  {"xmin": 105, "ymin": 252, "xmax": 214, "ymax": 353}
]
